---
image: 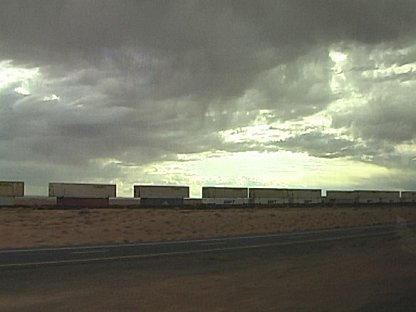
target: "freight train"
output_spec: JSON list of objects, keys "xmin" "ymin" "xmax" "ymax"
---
[{"xmin": 0, "ymin": 181, "xmax": 415, "ymax": 208}]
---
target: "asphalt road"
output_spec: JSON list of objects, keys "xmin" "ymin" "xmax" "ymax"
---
[
  {"xmin": 1, "ymin": 222, "xmax": 415, "ymax": 268},
  {"xmin": 1, "ymin": 222, "xmax": 416, "ymax": 311}
]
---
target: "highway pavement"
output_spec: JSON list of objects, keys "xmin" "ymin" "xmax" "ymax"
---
[{"xmin": 1, "ymin": 222, "xmax": 415, "ymax": 269}]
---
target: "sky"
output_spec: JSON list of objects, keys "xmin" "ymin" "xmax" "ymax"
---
[{"xmin": 1, "ymin": 0, "xmax": 416, "ymax": 197}]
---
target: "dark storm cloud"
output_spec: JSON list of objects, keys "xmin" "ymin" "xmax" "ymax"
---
[
  {"xmin": 0, "ymin": 84, "xmax": 225, "ymax": 165},
  {"xmin": 253, "ymin": 48, "xmax": 336, "ymax": 118},
  {"xmin": 1, "ymin": 0, "xmax": 416, "ymax": 100},
  {"xmin": 1, "ymin": 0, "xmax": 416, "ymax": 188}
]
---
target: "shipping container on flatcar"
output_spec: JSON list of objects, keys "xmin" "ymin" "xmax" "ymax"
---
[
  {"xmin": 401, "ymin": 191, "xmax": 416, "ymax": 204},
  {"xmin": 49, "ymin": 183, "xmax": 116, "ymax": 198},
  {"xmin": 326, "ymin": 191, "xmax": 356, "ymax": 205},
  {"xmin": 249, "ymin": 188, "xmax": 289, "ymax": 206},
  {"xmin": 355, "ymin": 190, "xmax": 400, "ymax": 204},
  {"xmin": 202, "ymin": 187, "xmax": 248, "ymax": 198},
  {"xmin": 0, "ymin": 181, "xmax": 24, "ymax": 197},
  {"xmin": 134, "ymin": 185, "xmax": 189, "ymax": 198},
  {"xmin": 288, "ymin": 189, "xmax": 322, "ymax": 205},
  {"xmin": 249, "ymin": 188, "xmax": 288, "ymax": 198}
]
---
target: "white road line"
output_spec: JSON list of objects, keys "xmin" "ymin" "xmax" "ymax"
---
[
  {"xmin": 0, "ymin": 230, "xmax": 399, "ymax": 269},
  {"xmin": 0, "ymin": 222, "xmax": 412, "ymax": 254}
]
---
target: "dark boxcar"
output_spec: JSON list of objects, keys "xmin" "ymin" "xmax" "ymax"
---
[
  {"xmin": 0, "ymin": 181, "xmax": 24, "ymax": 197},
  {"xmin": 139, "ymin": 197, "xmax": 183, "ymax": 207},
  {"xmin": 57, "ymin": 197, "xmax": 109, "ymax": 208}
]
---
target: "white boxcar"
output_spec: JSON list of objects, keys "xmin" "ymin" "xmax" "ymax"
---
[
  {"xmin": 355, "ymin": 190, "xmax": 400, "ymax": 204},
  {"xmin": 49, "ymin": 183, "xmax": 116, "ymax": 198},
  {"xmin": 109, "ymin": 197, "xmax": 140, "ymax": 207},
  {"xmin": 401, "ymin": 191, "xmax": 416, "ymax": 203},
  {"xmin": 202, "ymin": 187, "xmax": 248, "ymax": 198},
  {"xmin": 15, "ymin": 196, "xmax": 57, "ymax": 207},
  {"xmin": 326, "ymin": 191, "xmax": 356, "ymax": 205},
  {"xmin": 0, "ymin": 197, "xmax": 16, "ymax": 206},
  {"xmin": 134, "ymin": 185, "xmax": 189, "ymax": 198},
  {"xmin": 202, "ymin": 198, "xmax": 249, "ymax": 206},
  {"xmin": 0, "ymin": 181, "xmax": 24, "ymax": 197},
  {"xmin": 288, "ymin": 189, "xmax": 322, "ymax": 204}
]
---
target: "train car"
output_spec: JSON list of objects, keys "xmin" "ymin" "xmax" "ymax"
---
[
  {"xmin": 249, "ymin": 188, "xmax": 289, "ymax": 206},
  {"xmin": 288, "ymin": 189, "xmax": 322, "ymax": 205},
  {"xmin": 0, "ymin": 197, "xmax": 16, "ymax": 207},
  {"xmin": 134, "ymin": 185, "xmax": 189, "ymax": 199},
  {"xmin": 15, "ymin": 196, "xmax": 57, "ymax": 208},
  {"xmin": 49, "ymin": 183, "xmax": 116, "ymax": 198},
  {"xmin": 355, "ymin": 190, "xmax": 400, "ymax": 204},
  {"xmin": 57, "ymin": 197, "xmax": 109, "ymax": 208},
  {"xmin": 0, "ymin": 181, "xmax": 24, "ymax": 197},
  {"xmin": 109, "ymin": 197, "xmax": 141, "ymax": 208},
  {"xmin": 201, "ymin": 198, "xmax": 249, "ymax": 207},
  {"xmin": 202, "ymin": 187, "xmax": 248, "ymax": 198},
  {"xmin": 139, "ymin": 197, "xmax": 184, "ymax": 207},
  {"xmin": 183, "ymin": 198, "xmax": 203, "ymax": 207},
  {"xmin": 326, "ymin": 191, "xmax": 356, "ymax": 205},
  {"xmin": 252, "ymin": 198, "xmax": 289, "ymax": 206},
  {"xmin": 400, "ymin": 191, "xmax": 416, "ymax": 204}
]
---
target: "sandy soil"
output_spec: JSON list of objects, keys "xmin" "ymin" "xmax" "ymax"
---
[
  {"xmin": 1, "ymin": 206, "xmax": 416, "ymax": 248},
  {"xmin": 99, "ymin": 239, "xmax": 416, "ymax": 312}
]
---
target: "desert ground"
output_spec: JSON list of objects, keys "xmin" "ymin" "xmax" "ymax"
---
[
  {"xmin": 2, "ymin": 229, "xmax": 416, "ymax": 311},
  {"xmin": 1, "ymin": 206, "xmax": 416, "ymax": 248}
]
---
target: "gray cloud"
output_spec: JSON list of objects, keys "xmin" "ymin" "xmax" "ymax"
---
[
  {"xmin": 1, "ymin": 0, "xmax": 416, "ymax": 100},
  {"xmin": 333, "ymin": 97, "xmax": 416, "ymax": 144},
  {"xmin": 276, "ymin": 131, "xmax": 363, "ymax": 159},
  {"xmin": 329, "ymin": 43, "xmax": 416, "ymax": 163},
  {"xmin": 252, "ymin": 48, "xmax": 336, "ymax": 119}
]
